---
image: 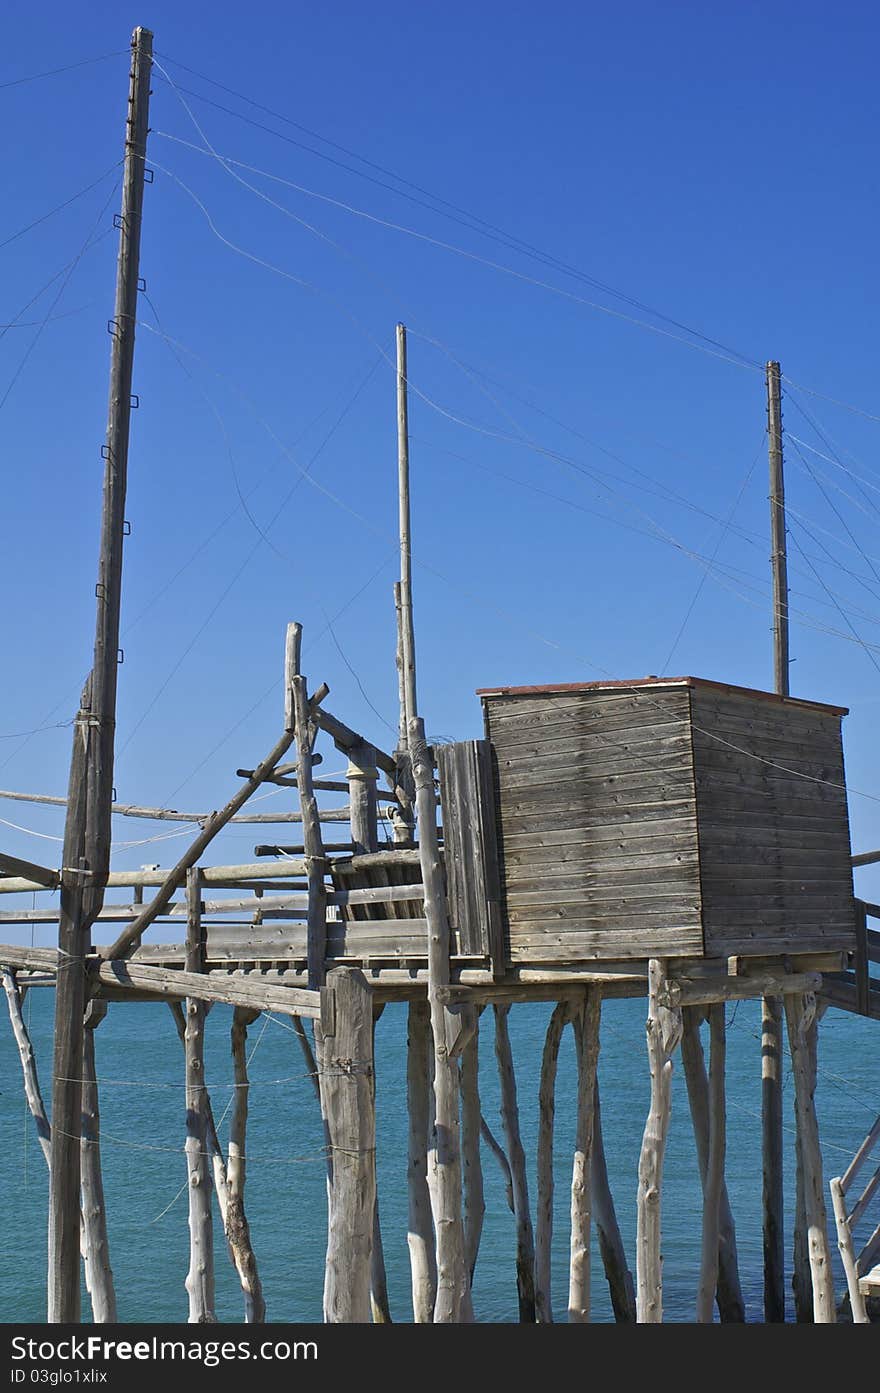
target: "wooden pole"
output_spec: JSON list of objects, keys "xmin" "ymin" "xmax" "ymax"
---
[
  {"xmin": 228, "ymin": 1007, "xmax": 265, "ymax": 1323},
  {"xmin": 291, "ymin": 673, "xmax": 327, "ymax": 991},
  {"xmin": 410, "ymin": 716, "xmax": 470, "ymax": 1322},
  {"xmin": 784, "ymin": 993, "xmax": 835, "ymax": 1322},
  {"xmin": 321, "ymin": 967, "xmax": 376, "ymax": 1323},
  {"xmin": 50, "ymin": 46, "xmax": 153, "ymax": 1311},
  {"xmin": 767, "ymin": 360, "xmax": 789, "ymax": 696},
  {"xmin": 680, "ymin": 1007, "xmax": 744, "ymax": 1321},
  {"xmin": 535, "ymin": 1001, "xmax": 568, "ymax": 1322},
  {"xmin": 183, "ymin": 868, "xmax": 215, "ymax": 1323},
  {"xmin": 591, "ymin": 1082, "xmax": 636, "ymax": 1322},
  {"xmin": 460, "ymin": 1014, "xmax": 485, "ymax": 1287},
  {"xmin": 81, "ymin": 1002, "xmax": 116, "ymax": 1323},
  {"xmin": 48, "ymin": 677, "xmax": 92, "ymax": 1322},
  {"xmin": 763, "ymin": 358, "xmax": 788, "ymax": 1324},
  {"xmin": 493, "ymin": 1002, "xmax": 536, "ymax": 1322},
  {"xmin": 636, "ymin": 959, "xmax": 682, "ymax": 1322},
  {"xmin": 3, "ymin": 969, "xmax": 51, "ymax": 1167},
  {"xmin": 368, "ymin": 1008, "xmax": 392, "ymax": 1324},
  {"xmin": 396, "ymin": 325, "xmax": 417, "ymax": 737},
  {"xmin": 406, "ymin": 997, "xmax": 437, "ymax": 1321},
  {"xmin": 696, "ymin": 1003, "xmax": 726, "ymax": 1323},
  {"xmin": 761, "ymin": 995, "xmax": 785, "ymax": 1321},
  {"xmin": 568, "ymin": 988, "xmax": 601, "ymax": 1323},
  {"xmin": 347, "ymin": 744, "xmax": 379, "ymax": 856}
]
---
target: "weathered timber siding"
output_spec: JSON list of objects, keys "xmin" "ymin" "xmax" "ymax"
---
[
  {"xmin": 690, "ymin": 687, "xmax": 856, "ymax": 957},
  {"xmin": 436, "ymin": 741, "xmax": 505, "ymax": 971},
  {"xmin": 484, "ymin": 687, "xmax": 704, "ymax": 962}
]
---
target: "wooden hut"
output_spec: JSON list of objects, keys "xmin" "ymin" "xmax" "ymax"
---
[{"xmin": 476, "ymin": 676, "xmax": 857, "ymax": 968}]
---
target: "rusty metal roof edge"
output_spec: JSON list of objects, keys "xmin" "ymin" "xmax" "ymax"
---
[{"xmin": 475, "ymin": 675, "xmax": 849, "ymax": 716}]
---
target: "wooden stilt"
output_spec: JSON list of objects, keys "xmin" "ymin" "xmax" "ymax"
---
[
  {"xmin": 784, "ymin": 993, "xmax": 835, "ymax": 1322},
  {"xmin": 410, "ymin": 718, "xmax": 469, "ymax": 1323},
  {"xmin": 3, "ymin": 968, "xmax": 51, "ymax": 1166},
  {"xmin": 368, "ymin": 1008, "xmax": 392, "ymax": 1324},
  {"xmin": 696, "ymin": 1003, "xmax": 726, "ymax": 1323},
  {"xmin": 636, "ymin": 959, "xmax": 682, "ymax": 1323},
  {"xmin": 681, "ymin": 1006, "xmax": 744, "ymax": 1321},
  {"xmin": 321, "ymin": 967, "xmax": 375, "ymax": 1324},
  {"xmin": 81, "ymin": 1002, "xmax": 116, "ymax": 1323},
  {"xmin": 591, "ymin": 1081, "xmax": 636, "ymax": 1322},
  {"xmin": 228, "ymin": 1007, "xmax": 265, "ymax": 1323},
  {"xmin": 761, "ymin": 994, "xmax": 786, "ymax": 1322},
  {"xmin": 406, "ymin": 998, "xmax": 437, "ymax": 1321},
  {"xmin": 183, "ymin": 868, "xmax": 215, "ymax": 1323},
  {"xmin": 460, "ymin": 1012, "xmax": 485, "ymax": 1286},
  {"xmin": 480, "ymin": 1115, "xmax": 515, "ymax": 1215},
  {"xmin": 568, "ymin": 988, "xmax": 601, "ymax": 1323},
  {"xmin": 535, "ymin": 1001, "xmax": 568, "ymax": 1322},
  {"xmin": 493, "ymin": 1002, "xmax": 536, "ymax": 1322}
]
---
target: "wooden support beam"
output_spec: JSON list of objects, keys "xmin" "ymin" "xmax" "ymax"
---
[
  {"xmin": 49, "ymin": 678, "xmax": 92, "ymax": 1324},
  {"xmin": 591, "ymin": 1082, "xmax": 636, "ymax": 1322},
  {"xmin": 406, "ymin": 998, "xmax": 436, "ymax": 1321},
  {"xmin": 320, "ymin": 967, "xmax": 376, "ymax": 1323},
  {"xmin": 313, "ymin": 708, "xmax": 396, "ymax": 778},
  {"xmin": 762, "ymin": 996, "xmax": 785, "ymax": 1322},
  {"xmin": 81, "ymin": 1003, "xmax": 116, "ymax": 1322},
  {"xmin": 228, "ymin": 1007, "xmax": 265, "ymax": 1323},
  {"xmin": 569, "ymin": 988, "xmax": 601, "ymax": 1323},
  {"xmin": 184, "ymin": 869, "xmax": 215, "ymax": 1323},
  {"xmin": 3, "ymin": 968, "xmax": 51, "ymax": 1166},
  {"xmin": 494, "ymin": 1002, "xmax": 536, "ymax": 1322},
  {"xmin": 102, "ymin": 728, "xmax": 298, "ymax": 960},
  {"xmin": 696, "ymin": 1004, "xmax": 726, "ymax": 1323},
  {"xmin": 460, "ymin": 1013, "xmax": 485, "ymax": 1290},
  {"xmin": 636, "ymin": 959, "xmax": 682, "ymax": 1322},
  {"xmin": 292, "ymin": 672, "xmax": 327, "ymax": 991},
  {"xmin": 0, "ymin": 851, "xmax": 59, "ymax": 889},
  {"xmin": 784, "ymin": 993, "xmax": 835, "ymax": 1322},
  {"xmin": 410, "ymin": 716, "xmax": 470, "ymax": 1322},
  {"xmin": 680, "ymin": 1007, "xmax": 744, "ymax": 1322},
  {"xmin": 659, "ymin": 971, "xmax": 821, "ymax": 1009},
  {"xmin": 535, "ymin": 1001, "xmax": 568, "ymax": 1322},
  {"xmin": 347, "ymin": 744, "xmax": 379, "ymax": 857}
]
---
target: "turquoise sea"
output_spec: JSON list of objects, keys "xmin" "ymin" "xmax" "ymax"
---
[{"xmin": 0, "ymin": 989, "xmax": 876, "ymax": 1324}]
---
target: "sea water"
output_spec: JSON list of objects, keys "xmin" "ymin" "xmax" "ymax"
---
[{"xmin": 0, "ymin": 989, "xmax": 876, "ymax": 1323}]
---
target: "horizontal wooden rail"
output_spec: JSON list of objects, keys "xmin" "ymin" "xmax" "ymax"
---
[{"xmin": 0, "ymin": 944, "xmax": 322, "ymax": 1018}]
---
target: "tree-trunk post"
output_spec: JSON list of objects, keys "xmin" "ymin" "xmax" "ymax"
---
[
  {"xmin": 696, "ymin": 1003, "xmax": 726, "ymax": 1323},
  {"xmin": 681, "ymin": 1006, "xmax": 744, "ymax": 1321},
  {"xmin": 184, "ymin": 867, "xmax": 215, "ymax": 1323},
  {"xmin": 409, "ymin": 716, "xmax": 470, "ymax": 1323},
  {"xmin": 535, "ymin": 1001, "xmax": 568, "ymax": 1322},
  {"xmin": 568, "ymin": 988, "xmax": 601, "ymax": 1323},
  {"xmin": 81, "ymin": 1001, "xmax": 116, "ymax": 1322},
  {"xmin": 493, "ymin": 1002, "xmax": 536, "ymax": 1322},
  {"xmin": 636, "ymin": 958, "xmax": 682, "ymax": 1323},
  {"xmin": 591, "ymin": 1081, "xmax": 636, "ymax": 1322},
  {"xmin": 406, "ymin": 997, "xmax": 437, "ymax": 1320},
  {"xmin": 228, "ymin": 1007, "xmax": 265, "ymax": 1323},
  {"xmin": 784, "ymin": 993, "xmax": 835, "ymax": 1323},
  {"xmin": 321, "ymin": 967, "xmax": 375, "ymax": 1324},
  {"xmin": 761, "ymin": 994, "xmax": 785, "ymax": 1322},
  {"xmin": 460, "ymin": 1012, "xmax": 485, "ymax": 1288}
]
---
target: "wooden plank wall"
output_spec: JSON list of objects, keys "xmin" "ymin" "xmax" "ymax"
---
[
  {"xmin": 691, "ymin": 687, "xmax": 856, "ymax": 956},
  {"xmin": 483, "ymin": 687, "xmax": 704, "ymax": 963},
  {"xmin": 436, "ymin": 740, "xmax": 505, "ymax": 973}
]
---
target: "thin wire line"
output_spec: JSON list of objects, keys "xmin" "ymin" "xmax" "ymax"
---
[
  {"xmin": 0, "ymin": 51, "xmax": 126, "ymax": 90},
  {"xmin": 0, "ymin": 161, "xmax": 121, "ymax": 250}
]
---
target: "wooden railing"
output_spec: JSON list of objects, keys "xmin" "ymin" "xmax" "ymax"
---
[{"xmin": 829, "ymin": 1114, "xmax": 880, "ymax": 1322}]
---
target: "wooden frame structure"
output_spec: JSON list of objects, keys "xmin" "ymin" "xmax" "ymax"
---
[{"xmin": 1, "ymin": 26, "xmax": 878, "ymax": 1328}]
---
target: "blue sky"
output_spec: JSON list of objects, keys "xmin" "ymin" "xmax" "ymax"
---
[{"xmin": 2, "ymin": 1, "xmax": 880, "ymax": 928}]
